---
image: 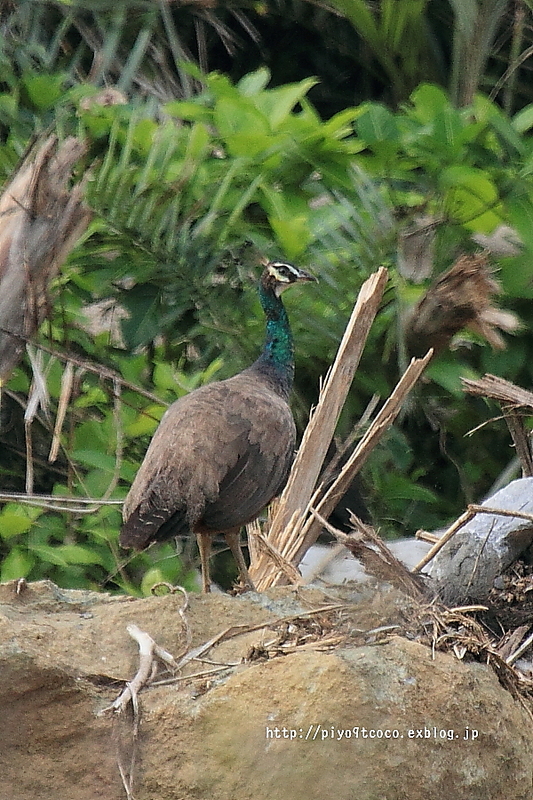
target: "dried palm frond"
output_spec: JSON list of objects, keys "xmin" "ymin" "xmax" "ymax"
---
[
  {"xmin": 0, "ymin": 135, "xmax": 90, "ymax": 384},
  {"xmin": 405, "ymin": 252, "xmax": 520, "ymax": 358}
]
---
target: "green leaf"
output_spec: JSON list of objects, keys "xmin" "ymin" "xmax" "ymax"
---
[
  {"xmin": 481, "ymin": 337, "xmax": 527, "ymax": 376},
  {"xmin": 120, "ymin": 354, "xmax": 151, "ymax": 385},
  {"xmin": 0, "ymin": 512, "xmax": 32, "ymax": 538},
  {"xmin": 125, "ymin": 404, "xmax": 165, "ymax": 437},
  {"xmin": 355, "ymin": 104, "xmax": 400, "ymax": 158},
  {"xmin": 0, "ymin": 92, "xmax": 17, "ymax": 119},
  {"xmin": 513, "ymin": 104, "xmax": 533, "ymax": 134},
  {"xmin": 322, "ymin": 108, "xmax": 362, "ymax": 139},
  {"xmin": 74, "ymin": 386, "xmax": 108, "ymax": 408},
  {"xmin": 440, "ymin": 165, "xmax": 502, "ymax": 232},
  {"xmin": 501, "ymin": 197, "xmax": 533, "ymax": 297},
  {"xmin": 0, "ymin": 548, "xmax": 34, "ymax": 581},
  {"xmin": 215, "ymin": 97, "xmax": 269, "ymax": 139},
  {"xmin": 329, "ymin": 0, "xmax": 381, "ymax": 50},
  {"xmin": 201, "ymin": 357, "xmax": 224, "ymax": 384},
  {"xmin": 140, "ymin": 562, "xmax": 193, "ymax": 596},
  {"xmin": 498, "ymin": 253, "xmax": 533, "ymax": 299},
  {"xmin": 29, "ymin": 544, "xmax": 70, "ymax": 568},
  {"xmin": 3, "ymin": 367, "xmax": 30, "ymax": 393},
  {"xmin": 184, "ymin": 122, "xmax": 210, "ymax": 162},
  {"xmin": 80, "ymin": 469, "xmax": 116, "ymax": 497},
  {"xmin": 270, "ymin": 216, "xmax": 312, "ymax": 259},
  {"xmin": 237, "ymin": 68, "xmax": 271, "ymax": 96},
  {"xmin": 120, "ymin": 285, "xmax": 161, "ymax": 348},
  {"xmin": 380, "ymin": 474, "xmax": 438, "ymax": 503},
  {"xmin": 0, "ymin": 504, "xmax": 41, "ymax": 539},
  {"xmin": 141, "ymin": 566, "xmax": 168, "ymax": 596},
  {"xmin": 72, "ymin": 450, "xmax": 117, "ymax": 471},
  {"xmin": 224, "ymin": 132, "xmax": 274, "ymax": 158},
  {"xmin": 131, "ymin": 118, "xmax": 158, "ymax": 157},
  {"xmin": 55, "ymin": 544, "xmax": 106, "ymax": 566},
  {"xmin": 251, "ymin": 78, "xmax": 318, "ymax": 129},
  {"xmin": 164, "ymin": 100, "xmax": 212, "ymax": 124},
  {"xmin": 22, "ymin": 71, "xmax": 67, "ymax": 110},
  {"xmin": 426, "ymin": 358, "xmax": 478, "ymax": 396},
  {"xmin": 409, "ymin": 83, "xmax": 451, "ymax": 124},
  {"xmin": 153, "ymin": 362, "xmax": 179, "ymax": 391}
]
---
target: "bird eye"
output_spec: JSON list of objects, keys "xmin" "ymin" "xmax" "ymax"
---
[{"xmin": 269, "ymin": 262, "xmax": 295, "ymax": 282}]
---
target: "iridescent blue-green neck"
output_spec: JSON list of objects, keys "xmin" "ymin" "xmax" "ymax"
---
[{"xmin": 249, "ymin": 280, "xmax": 294, "ymax": 399}]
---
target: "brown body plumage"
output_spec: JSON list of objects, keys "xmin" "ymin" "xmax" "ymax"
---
[{"xmin": 120, "ymin": 262, "xmax": 316, "ymax": 592}]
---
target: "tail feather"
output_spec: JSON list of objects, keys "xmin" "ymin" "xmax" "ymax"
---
[{"xmin": 119, "ymin": 505, "xmax": 189, "ymax": 550}]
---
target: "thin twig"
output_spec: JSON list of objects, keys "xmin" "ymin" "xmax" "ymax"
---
[
  {"xmin": 504, "ymin": 409, "xmax": 533, "ymax": 477},
  {"xmin": 24, "ymin": 417, "xmax": 33, "ymax": 495},
  {"xmin": 310, "ymin": 508, "xmax": 427, "ymax": 598},
  {"xmin": 411, "ymin": 509, "xmax": 475, "ymax": 573},
  {"xmin": 175, "ymin": 604, "xmax": 347, "ymax": 671},
  {"xmin": 174, "ymin": 626, "xmax": 251, "ymax": 672},
  {"xmin": 0, "ymin": 491, "xmax": 123, "ymax": 513},
  {"xmin": 101, "ymin": 377, "xmax": 124, "ymax": 500},
  {"xmin": 151, "ymin": 665, "xmax": 235, "ymax": 686},
  {"xmin": 415, "ymin": 530, "xmax": 441, "ymax": 544},
  {"xmin": 0, "ymin": 325, "xmax": 169, "ymax": 406},
  {"xmin": 464, "ymin": 518, "xmax": 496, "ymax": 599},
  {"xmin": 469, "ymin": 504, "xmax": 533, "ymax": 523},
  {"xmin": 4, "ymin": 386, "xmax": 93, "ymax": 498}
]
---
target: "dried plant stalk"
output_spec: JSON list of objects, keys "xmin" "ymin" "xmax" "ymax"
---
[
  {"xmin": 504, "ymin": 410, "xmax": 533, "ymax": 477},
  {"xmin": 49, "ymin": 361, "xmax": 75, "ymax": 462},
  {"xmin": 462, "ymin": 373, "xmax": 533, "ymax": 406},
  {"xmin": 292, "ymin": 349, "xmax": 433, "ymax": 569},
  {"xmin": 462, "ymin": 373, "xmax": 533, "ymax": 476},
  {"xmin": 310, "ymin": 507, "xmax": 427, "ymax": 598}
]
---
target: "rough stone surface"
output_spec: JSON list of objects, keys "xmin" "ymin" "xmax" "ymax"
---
[
  {"xmin": 428, "ymin": 478, "xmax": 533, "ymax": 603},
  {"xmin": 1, "ymin": 580, "xmax": 532, "ymax": 800}
]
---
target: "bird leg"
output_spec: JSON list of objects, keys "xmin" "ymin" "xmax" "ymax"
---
[
  {"xmin": 224, "ymin": 530, "xmax": 256, "ymax": 592},
  {"xmin": 196, "ymin": 531, "xmax": 212, "ymax": 593}
]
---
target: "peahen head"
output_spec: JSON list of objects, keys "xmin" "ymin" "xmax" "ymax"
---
[
  {"xmin": 253, "ymin": 261, "xmax": 317, "ymax": 397},
  {"xmin": 260, "ymin": 261, "xmax": 317, "ymax": 298}
]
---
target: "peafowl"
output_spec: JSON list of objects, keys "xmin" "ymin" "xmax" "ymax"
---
[{"xmin": 120, "ymin": 262, "xmax": 317, "ymax": 592}]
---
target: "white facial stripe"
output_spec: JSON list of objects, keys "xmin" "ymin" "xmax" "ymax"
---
[{"xmin": 268, "ymin": 262, "xmax": 299, "ymax": 282}]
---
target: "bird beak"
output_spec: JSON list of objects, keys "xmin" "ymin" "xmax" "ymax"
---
[{"xmin": 295, "ymin": 268, "xmax": 318, "ymax": 284}]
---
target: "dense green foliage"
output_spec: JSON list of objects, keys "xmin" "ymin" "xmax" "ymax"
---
[{"xmin": 2, "ymin": 0, "xmax": 533, "ymax": 593}]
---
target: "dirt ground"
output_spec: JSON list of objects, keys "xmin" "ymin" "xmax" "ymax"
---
[{"xmin": 1, "ymin": 579, "xmax": 532, "ymax": 800}]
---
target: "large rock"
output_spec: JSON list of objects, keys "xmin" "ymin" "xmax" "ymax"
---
[
  {"xmin": 429, "ymin": 478, "xmax": 533, "ymax": 604},
  {"xmin": 0, "ymin": 580, "xmax": 531, "ymax": 800},
  {"xmin": 300, "ymin": 538, "xmax": 431, "ymax": 584}
]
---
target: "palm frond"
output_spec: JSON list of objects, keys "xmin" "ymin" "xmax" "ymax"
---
[{"xmin": 0, "ymin": 0, "xmax": 261, "ymax": 100}]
